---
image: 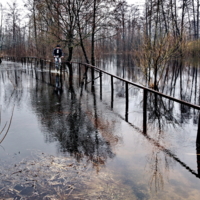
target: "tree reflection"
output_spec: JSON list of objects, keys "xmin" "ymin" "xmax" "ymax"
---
[
  {"xmin": 54, "ymin": 73, "xmax": 63, "ymax": 98},
  {"xmin": 2, "ymin": 70, "xmax": 24, "ymax": 107},
  {"xmin": 30, "ymin": 72, "xmax": 118, "ymax": 172},
  {"xmin": 144, "ymin": 88, "xmax": 200, "ymax": 191},
  {"xmin": 147, "ymin": 93, "xmax": 179, "ymax": 133},
  {"xmin": 145, "ymin": 92, "xmax": 179, "ymax": 191},
  {"xmin": 146, "ymin": 139, "xmax": 174, "ymax": 192}
]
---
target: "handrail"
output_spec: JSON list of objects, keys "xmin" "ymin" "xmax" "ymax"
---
[
  {"xmin": 3, "ymin": 56, "xmax": 200, "ymax": 179},
  {"xmin": 73, "ymin": 61, "xmax": 200, "ymax": 110},
  {"xmin": 2, "ymin": 56, "xmax": 200, "ymax": 110}
]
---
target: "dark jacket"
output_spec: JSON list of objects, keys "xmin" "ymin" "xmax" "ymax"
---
[{"xmin": 53, "ymin": 48, "xmax": 63, "ymax": 57}]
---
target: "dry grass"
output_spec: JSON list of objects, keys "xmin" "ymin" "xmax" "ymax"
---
[{"xmin": 0, "ymin": 151, "xmax": 136, "ymax": 199}]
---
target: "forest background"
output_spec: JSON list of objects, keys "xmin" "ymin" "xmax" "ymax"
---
[{"xmin": 0, "ymin": 0, "xmax": 199, "ymax": 89}]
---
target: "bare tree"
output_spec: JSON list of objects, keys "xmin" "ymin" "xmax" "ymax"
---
[
  {"xmin": 0, "ymin": 3, "xmax": 4, "ymax": 53},
  {"xmin": 5, "ymin": 1, "xmax": 25, "ymax": 57}
]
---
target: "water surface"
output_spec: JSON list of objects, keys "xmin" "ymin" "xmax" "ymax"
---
[{"xmin": 0, "ymin": 60, "xmax": 200, "ymax": 199}]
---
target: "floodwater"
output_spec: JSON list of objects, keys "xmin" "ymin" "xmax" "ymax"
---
[{"xmin": 0, "ymin": 59, "xmax": 200, "ymax": 199}]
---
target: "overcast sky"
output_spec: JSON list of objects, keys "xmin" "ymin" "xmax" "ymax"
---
[
  {"xmin": 0, "ymin": 0, "xmax": 145, "ymax": 25},
  {"xmin": 1, "ymin": 0, "xmax": 145, "ymax": 7},
  {"xmin": 1, "ymin": 0, "xmax": 146, "ymax": 16},
  {"xmin": 127, "ymin": 0, "xmax": 145, "ymax": 6}
]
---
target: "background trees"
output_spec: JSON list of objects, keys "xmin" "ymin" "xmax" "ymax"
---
[
  {"xmin": 0, "ymin": 1, "xmax": 26, "ymax": 57},
  {"xmin": 1, "ymin": 0, "xmax": 200, "ymax": 82}
]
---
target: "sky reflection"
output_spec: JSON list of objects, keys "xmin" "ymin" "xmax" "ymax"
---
[{"xmin": 0, "ymin": 60, "xmax": 200, "ymax": 199}]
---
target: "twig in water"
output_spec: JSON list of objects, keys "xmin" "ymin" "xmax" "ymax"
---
[
  {"xmin": 0, "ymin": 122, "xmax": 8, "ymax": 135},
  {"xmin": 0, "ymin": 105, "xmax": 15, "ymax": 144},
  {"xmin": 11, "ymin": 170, "xmax": 22, "ymax": 175}
]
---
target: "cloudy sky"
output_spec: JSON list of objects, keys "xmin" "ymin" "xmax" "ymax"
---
[
  {"xmin": 127, "ymin": 0, "xmax": 145, "ymax": 6},
  {"xmin": 1, "ymin": 0, "xmax": 145, "ymax": 7},
  {"xmin": 0, "ymin": 0, "xmax": 145, "ymax": 23},
  {"xmin": 0, "ymin": 0, "xmax": 146, "ymax": 15}
]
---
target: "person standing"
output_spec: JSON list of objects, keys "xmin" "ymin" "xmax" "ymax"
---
[{"xmin": 53, "ymin": 45, "xmax": 64, "ymax": 69}]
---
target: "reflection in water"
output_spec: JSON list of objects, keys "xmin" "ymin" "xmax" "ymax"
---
[
  {"xmin": 146, "ymin": 135, "xmax": 174, "ymax": 192},
  {"xmin": 197, "ymin": 142, "xmax": 200, "ymax": 177},
  {"xmin": 147, "ymin": 149, "xmax": 164, "ymax": 192},
  {"xmin": 95, "ymin": 56, "xmax": 200, "ymax": 194},
  {"xmin": 143, "ymin": 90, "xmax": 200, "ymax": 190},
  {"xmin": 97, "ymin": 55, "xmax": 200, "ymax": 193},
  {"xmin": 147, "ymin": 93, "xmax": 179, "ymax": 133},
  {"xmin": 30, "ymin": 70, "xmax": 118, "ymax": 172},
  {"xmin": 1, "ymin": 59, "xmax": 200, "ymax": 198},
  {"xmin": 100, "ymin": 56, "xmax": 200, "ymax": 110},
  {"xmin": 0, "ymin": 62, "xmax": 123, "ymax": 198},
  {"xmin": 197, "ymin": 118, "xmax": 200, "ymax": 176},
  {"xmin": 54, "ymin": 73, "xmax": 63, "ymax": 97}
]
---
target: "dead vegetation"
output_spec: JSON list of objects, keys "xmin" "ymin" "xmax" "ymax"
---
[{"xmin": 0, "ymin": 151, "xmax": 135, "ymax": 199}]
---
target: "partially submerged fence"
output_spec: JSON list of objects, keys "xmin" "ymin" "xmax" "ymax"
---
[
  {"xmin": 2, "ymin": 55, "xmax": 200, "ymax": 179},
  {"xmin": 73, "ymin": 61, "xmax": 200, "ymax": 179},
  {"xmin": 73, "ymin": 62, "xmax": 200, "ymax": 137},
  {"xmin": 3, "ymin": 56, "xmax": 200, "ymax": 141}
]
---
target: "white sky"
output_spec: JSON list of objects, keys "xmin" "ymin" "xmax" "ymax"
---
[
  {"xmin": 1, "ymin": 0, "xmax": 145, "ymax": 7},
  {"xmin": 0, "ymin": 0, "xmax": 145, "ymax": 23},
  {"xmin": 127, "ymin": 0, "xmax": 145, "ymax": 7}
]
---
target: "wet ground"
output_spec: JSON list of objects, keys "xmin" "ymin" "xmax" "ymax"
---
[{"xmin": 0, "ymin": 60, "xmax": 200, "ymax": 199}]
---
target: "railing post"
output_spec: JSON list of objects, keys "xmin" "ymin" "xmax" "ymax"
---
[
  {"xmin": 41, "ymin": 59, "xmax": 44, "ymax": 82},
  {"xmin": 100, "ymin": 71, "xmax": 102, "ymax": 100},
  {"xmin": 111, "ymin": 75, "xmax": 114, "ymax": 109},
  {"xmin": 196, "ymin": 114, "xmax": 200, "ymax": 176},
  {"xmin": 84, "ymin": 65, "xmax": 88, "ymax": 90},
  {"xmin": 143, "ymin": 89, "xmax": 147, "ymax": 134},
  {"xmin": 49, "ymin": 61, "xmax": 52, "ymax": 74},
  {"xmin": 79, "ymin": 63, "xmax": 81, "ymax": 86},
  {"xmin": 14, "ymin": 69, "xmax": 18, "ymax": 86},
  {"xmin": 91, "ymin": 67, "xmax": 95, "ymax": 92},
  {"xmin": 49, "ymin": 62, "xmax": 52, "ymax": 84},
  {"xmin": 125, "ymin": 82, "xmax": 129, "ymax": 121},
  {"xmin": 197, "ymin": 114, "xmax": 200, "ymax": 143}
]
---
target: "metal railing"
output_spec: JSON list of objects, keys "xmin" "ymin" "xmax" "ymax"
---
[
  {"xmin": 4, "ymin": 56, "xmax": 200, "ymax": 134},
  {"xmin": 2, "ymin": 56, "xmax": 200, "ymax": 179}
]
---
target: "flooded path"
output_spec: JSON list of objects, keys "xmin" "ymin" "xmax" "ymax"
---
[{"xmin": 0, "ymin": 60, "xmax": 200, "ymax": 199}]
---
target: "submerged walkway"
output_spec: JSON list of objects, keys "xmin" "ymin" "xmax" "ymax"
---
[{"xmin": 1, "ymin": 58, "xmax": 200, "ymax": 199}]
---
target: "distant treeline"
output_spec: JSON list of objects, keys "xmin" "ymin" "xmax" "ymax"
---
[{"xmin": 1, "ymin": 0, "xmax": 200, "ymax": 88}]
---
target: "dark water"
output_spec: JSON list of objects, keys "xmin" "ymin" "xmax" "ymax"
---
[{"xmin": 0, "ymin": 60, "xmax": 200, "ymax": 199}]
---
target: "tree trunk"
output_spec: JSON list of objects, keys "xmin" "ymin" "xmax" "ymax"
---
[{"xmin": 91, "ymin": 0, "xmax": 97, "ymax": 66}]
